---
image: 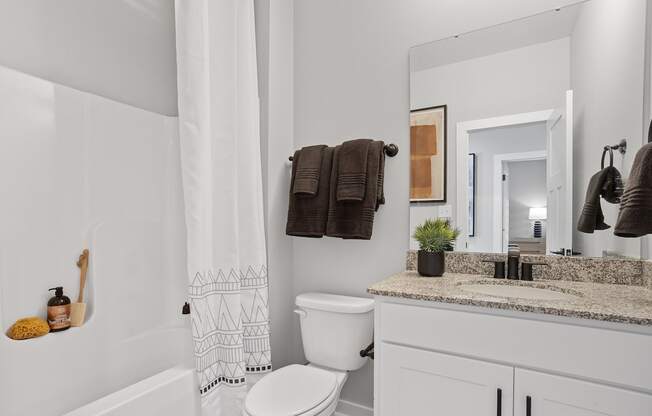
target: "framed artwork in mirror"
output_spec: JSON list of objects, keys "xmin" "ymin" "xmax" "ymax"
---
[
  {"xmin": 468, "ymin": 153, "xmax": 476, "ymax": 237},
  {"xmin": 410, "ymin": 105, "xmax": 447, "ymax": 202}
]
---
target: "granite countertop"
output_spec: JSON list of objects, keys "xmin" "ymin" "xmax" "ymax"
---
[{"xmin": 368, "ymin": 271, "xmax": 652, "ymax": 326}]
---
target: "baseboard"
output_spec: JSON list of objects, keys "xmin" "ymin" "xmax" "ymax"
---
[{"xmin": 335, "ymin": 399, "xmax": 373, "ymax": 416}]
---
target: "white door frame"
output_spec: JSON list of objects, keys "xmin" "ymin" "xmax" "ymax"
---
[
  {"xmin": 456, "ymin": 109, "xmax": 553, "ymax": 251},
  {"xmin": 493, "ymin": 151, "xmax": 547, "ymax": 252}
]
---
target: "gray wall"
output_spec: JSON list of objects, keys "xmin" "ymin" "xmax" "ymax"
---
[
  {"xmin": 468, "ymin": 123, "xmax": 547, "ymax": 252},
  {"xmin": 0, "ymin": 0, "xmax": 178, "ymax": 115},
  {"xmin": 291, "ymin": 0, "xmax": 585, "ymax": 408},
  {"xmin": 571, "ymin": 0, "xmax": 647, "ymax": 258}
]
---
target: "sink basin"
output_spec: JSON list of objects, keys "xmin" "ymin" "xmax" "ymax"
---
[{"xmin": 459, "ymin": 283, "xmax": 580, "ymax": 301}]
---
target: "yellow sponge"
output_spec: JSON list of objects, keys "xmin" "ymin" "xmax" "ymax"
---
[{"xmin": 7, "ymin": 317, "xmax": 50, "ymax": 340}]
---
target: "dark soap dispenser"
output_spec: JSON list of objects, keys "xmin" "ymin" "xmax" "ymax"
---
[{"xmin": 47, "ymin": 287, "xmax": 71, "ymax": 332}]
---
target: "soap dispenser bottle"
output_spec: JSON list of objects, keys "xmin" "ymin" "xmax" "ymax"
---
[{"xmin": 47, "ymin": 287, "xmax": 71, "ymax": 332}]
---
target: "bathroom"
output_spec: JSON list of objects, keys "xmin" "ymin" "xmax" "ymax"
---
[{"xmin": 1, "ymin": 0, "xmax": 651, "ymax": 415}]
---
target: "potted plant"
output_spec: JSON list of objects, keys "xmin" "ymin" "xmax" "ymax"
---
[{"xmin": 413, "ymin": 218, "xmax": 460, "ymax": 277}]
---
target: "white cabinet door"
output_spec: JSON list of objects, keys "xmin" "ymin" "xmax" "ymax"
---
[
  {"xmin": 379, "ymin": 343, "xmax": 513, "ymax": 416},
  {"xmin": 515, "ymin": 369, "xmax": 652, "ymax": 416}
]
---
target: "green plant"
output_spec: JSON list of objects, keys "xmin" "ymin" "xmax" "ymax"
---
[{"xmin": 413, "ymin": 218, "xmax": 461, "ymax": 253}]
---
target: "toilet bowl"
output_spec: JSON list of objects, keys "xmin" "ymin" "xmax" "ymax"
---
[{"xmin": 242, "ymin": 293, "xmax": 374, "ymax": 416}]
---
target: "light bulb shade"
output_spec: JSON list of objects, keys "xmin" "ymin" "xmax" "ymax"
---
[{"xmin": 529, "ymin": 207, "xmax": 547, "ymax": 220}]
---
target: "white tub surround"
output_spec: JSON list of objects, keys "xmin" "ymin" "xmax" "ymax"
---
[
  {"xmin": 174, "ymin": 0, "xmax": 271, "ymax": 410},
  {"xmin": 0, "ymin": 64, "xmax": 189, "ymax": 416}
]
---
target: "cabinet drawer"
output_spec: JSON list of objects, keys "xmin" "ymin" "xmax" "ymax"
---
[
  {"xmin": 378, "ymin": 301, "xmax": 652, "ymax": 392},
  {"xmin": 378, "ymin": 343, "xmax": 513, "ymax": 416}
]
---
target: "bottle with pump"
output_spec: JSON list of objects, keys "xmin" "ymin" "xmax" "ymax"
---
[{"xmin": 47, "ymin": 287, "xmax": 71, "ymax": 332}]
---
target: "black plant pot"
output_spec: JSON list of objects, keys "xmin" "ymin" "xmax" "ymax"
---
[{"xmin": 417, "ymin": 250, "xmax": 445, "ymax": 277}]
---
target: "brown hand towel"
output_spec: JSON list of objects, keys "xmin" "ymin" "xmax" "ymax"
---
[
  {"xmin": 600, "ymin": 166, "xmax": 624, "ymax": 204},
  {"xmin": 327, "ymin": 141, "xmax": 384, "ymax": 239},
  {"xmin": 615, "ymin": 143, "xmax": 652, "ymax": 237},
  {"xmin": 286, "ymin": 147, "xmax": 334, "ymax": 237},
  {"xmin": 577, "ymin": 168, "xmax": 612, "ymax": 233},
  {"xmin": 335, "ymin": 139, "xmax": 372, "ymax": 202},
  {"xmin": 293, "ymin": 145, "xmax": 326, "ymax": 196}
]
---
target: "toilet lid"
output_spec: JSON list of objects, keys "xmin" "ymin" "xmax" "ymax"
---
[{"xmin": 245, "ymin": 364, "xmax": 338, "ymax": 416}]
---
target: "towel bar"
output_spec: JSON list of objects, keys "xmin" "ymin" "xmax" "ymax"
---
[
  {"xmin": 603, "ymin": 139, "xmax": 627, "ymax": 155},
  {"xmin": 288, "ymin": 143, "xmax": 399, "ymax": 161}
]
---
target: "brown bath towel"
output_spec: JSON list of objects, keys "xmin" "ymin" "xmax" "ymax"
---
[
  {"xmin": 293, "ymin": 145, "xmax": 326, "ymax": 196},
  {"xmin": 577, "ymin": 168, "xmax": 612, "ymax": 233},
  {"xmin": 335, "ymin": 139, "xmax": 372, "ymax": 202},
  {"xmin": 286, "ymin": 147, "xmax": 334, "ymax": 237},
  {"xmin": 615, "ymin": 143, "xmax": 652, "ymax": 237},
  {"xmin": 327, "ymin": 140, "xmax": 385, "ymax": 239}
]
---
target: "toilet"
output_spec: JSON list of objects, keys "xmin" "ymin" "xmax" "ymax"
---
[{"xmin": 243, "ymin": 293, "xmax": 374, "ymax": 416}]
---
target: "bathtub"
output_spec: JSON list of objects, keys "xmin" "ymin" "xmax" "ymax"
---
[
  {"xmin": 0, "ymin": 323, "xmax": 197, "ymax": 416},
  {"xmin": 64, "ymin": 366, "xmax": 200, "ymax": 416}
]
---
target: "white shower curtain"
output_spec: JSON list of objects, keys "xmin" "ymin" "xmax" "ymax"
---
[{"xmin": 174, "ymin": 0, "xmax": 271, "ymax": 411}]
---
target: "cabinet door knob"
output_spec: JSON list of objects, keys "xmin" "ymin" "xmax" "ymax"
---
[
  {"xmin": 496, "ymin": 388, "xmax": 502, "ymax": 416},
  {"xmin": 526, "ymin": 395, "xmax": 532, "ymax": 416}
]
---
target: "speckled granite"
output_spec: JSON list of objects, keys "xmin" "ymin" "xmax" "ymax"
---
[
  {"xmin": 368, "ymin": 271, "xmax": 652, "ymax": 326},
  {"xmin": 406, "ymin": 250, "xmax": 417, "ymax": 271},
  {"xmin": 406, "ymin": 250, "xmax": 644, "ymax": 285},
  {"xmin": 643, "ymin": 261, "xmax": 652, "ymax": 289}
]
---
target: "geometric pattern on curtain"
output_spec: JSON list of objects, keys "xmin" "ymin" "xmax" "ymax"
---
[{"xmin": 189, "ymin": 265, "xmax": 271, "ymax": 395}]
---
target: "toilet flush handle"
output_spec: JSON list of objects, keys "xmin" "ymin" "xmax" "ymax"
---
[{"xmin": 293, "ymin": 309, "xmax": 307, "ymax": 318}]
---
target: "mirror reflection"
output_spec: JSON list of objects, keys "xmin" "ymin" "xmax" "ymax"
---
[{"xmin": 409, "ymin": 0, "xmax": 647, "ymax": 258}]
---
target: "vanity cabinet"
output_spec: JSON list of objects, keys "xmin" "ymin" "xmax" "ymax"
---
[
  {"xmin": 373, "ymin": 298, "xmax": 652, "ymax": 416},
  {"xmin": 381, "ymin": 343, "xmax": 513, "ymax": 415}
]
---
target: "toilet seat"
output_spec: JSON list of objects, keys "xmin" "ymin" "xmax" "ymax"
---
[
  {"xmin": 244, "ymin": 364, "xmax": 338, "ymax": 416},
  {"xmin": 244, "ymin": 365, "xmax": 338, "ymax": 416}
]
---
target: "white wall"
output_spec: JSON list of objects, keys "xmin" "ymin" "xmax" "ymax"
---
[
  {"xmin": 571, "ymin": 0, "xmax": 647, "ymax": 258},
  {"xmin": 0, "ymin": 0, "xmax": 178, "ymax": 115},
  {"xmin": 291, "ymin": 0, "xmax": 584, "ymax": 408},
  {"xmin": 468, "ymin": 123, "xmax": 547, "ymax": 252},
  {"xmin": 410, "ymin": 37, "xmax": 570, "ymax": 245},
  {"xmin": 508, "ymin": 159, "xmax": 548, "ymax": 239},
  {"xmin": 0, "ymin": 65, "xmax": 189, "ymax": 416}
]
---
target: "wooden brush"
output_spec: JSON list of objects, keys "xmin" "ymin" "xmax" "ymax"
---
[{"xmin": 70, "ymin": 249, "xmax": 89, "ymax": 327}]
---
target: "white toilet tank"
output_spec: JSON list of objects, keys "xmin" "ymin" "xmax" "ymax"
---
[{"xmin": 295, "ymin": 293, "xmax": 374, "ymax": 371}]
